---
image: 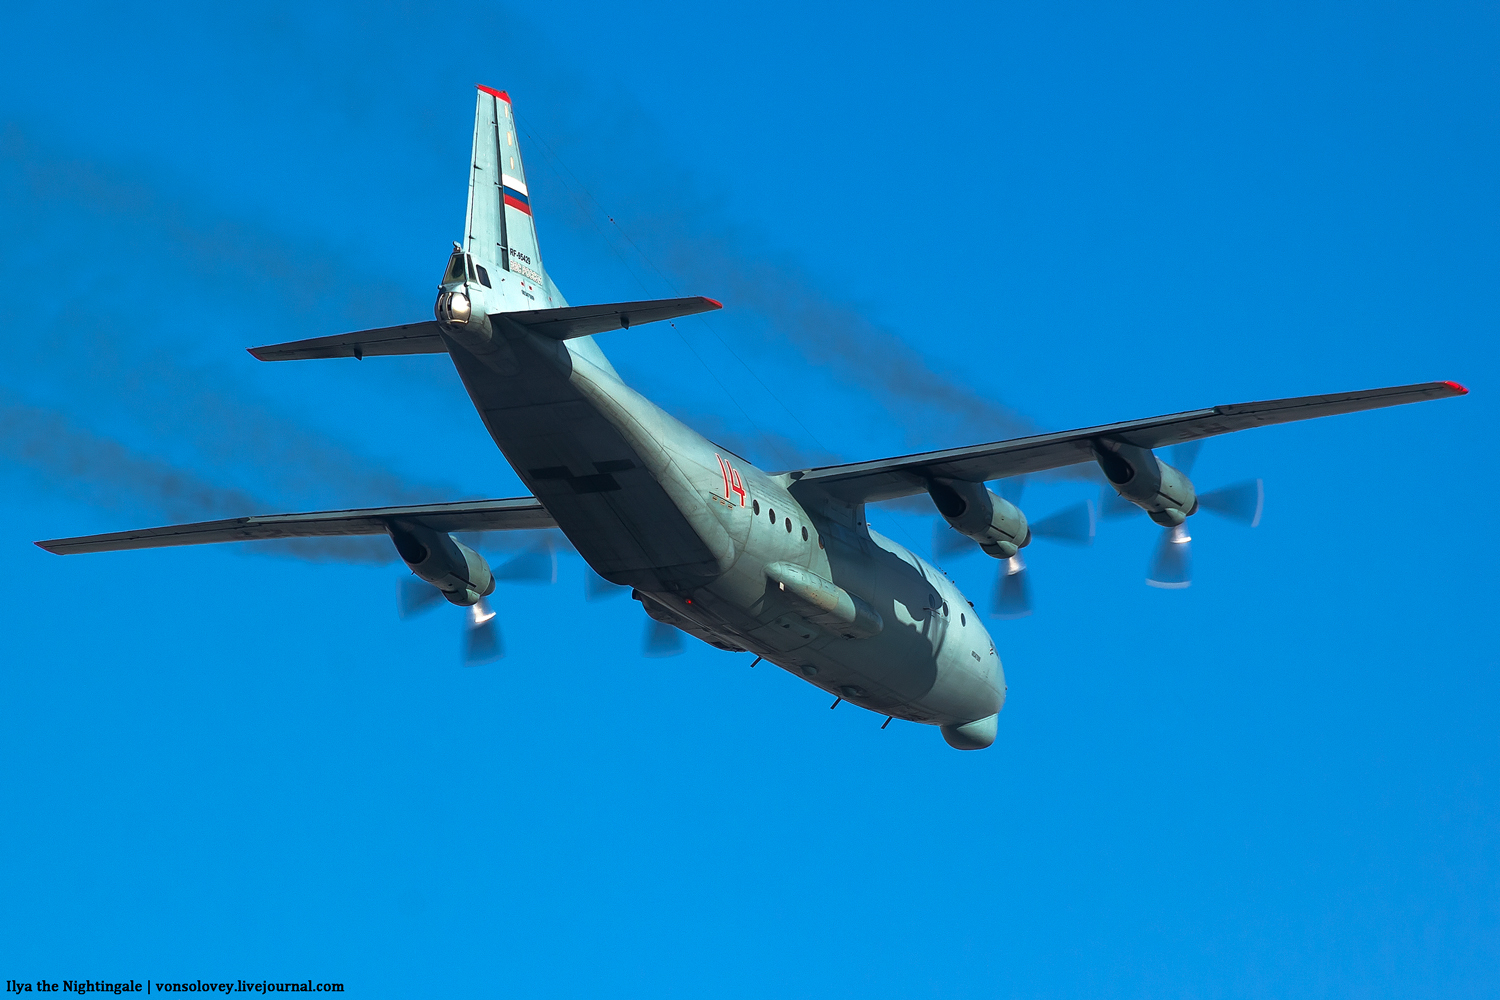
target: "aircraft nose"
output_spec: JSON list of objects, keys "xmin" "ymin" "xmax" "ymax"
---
[{"xmin": 941, "ymin": 714, "xmax": 997, "ymax": 750}]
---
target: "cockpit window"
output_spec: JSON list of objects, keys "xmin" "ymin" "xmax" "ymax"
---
[
  {"xmin": 475, "ymin": 264, "xmax": 491, "ymax": 288},
  {"xmin": 443, "ymin": 252, "xmax": 468, "ymax": 284}
]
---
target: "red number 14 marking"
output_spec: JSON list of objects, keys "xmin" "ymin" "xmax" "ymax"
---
[{"xmin": 716, "ymin": 455, "xmax": 747, "ymax": 506}]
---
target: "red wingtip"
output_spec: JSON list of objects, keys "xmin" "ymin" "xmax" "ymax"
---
[
  {"xmin": 476, "ymin": 84, "xmax": 511, "ymax": 103},
  {"xmin": 1443, "ymin": 380, "xmax": 1469, "ymax": 395},
  {"xmin": 705, "ymin": 298, "xmax": 723, "ymax": 309}
]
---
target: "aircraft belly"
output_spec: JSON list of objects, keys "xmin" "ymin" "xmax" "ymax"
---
[
  {"xmin": 788, "ymin": 526, "xmax": 999, "ymax": 724},
  {"xmin": 744, "ymin": 613, "xmax": 821, "ymax": 652},
  {"xmin": 444, "ymin": 333, "xmax": 721, "ymax": 589}
]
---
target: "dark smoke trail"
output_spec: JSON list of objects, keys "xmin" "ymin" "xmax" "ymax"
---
[
  {"xmin": 1, "ymin": 398, "xmax": 260, "ymax": 522},
  {"xmin": 515, "ymin": 114, "xmax": 1073, "ymax": 467},
  {"xmin": 46, "ymin": 320, "xmax": 451, "ymax": 509},
  {"xmin": 0, "ymin": 122, "xmax": 415, "ymax": 331},
  {"xmin": 664, "ymin": 405, "xmax": 840, "ymax": 472},
  {"xmin": 0, "ymin": 126, "xmax": 462, "ymax": 514},
  {"xmin": 1, "ymin": 396, "xmax": 396, "ymax": 564},
  {"xmin": 662, "ymin": 232, "xmax": 1037, "ymax": 443}
]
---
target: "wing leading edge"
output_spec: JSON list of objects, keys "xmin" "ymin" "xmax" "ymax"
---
[
  {"xmin": 35, "ymin": 382, "xmax": 1467, "ymax": 552},
  {"xmin": 789, "ymin": 381, "xmax": 1468, "ymax": 504},
  {"xmin": 36, "ymin": 497, "xmax": 555, "ymax": 555}
]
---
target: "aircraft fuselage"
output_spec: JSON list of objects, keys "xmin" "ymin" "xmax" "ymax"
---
[{"xmin": 439, "ymin": 272, "xmax": 1004, "ymax": 748}]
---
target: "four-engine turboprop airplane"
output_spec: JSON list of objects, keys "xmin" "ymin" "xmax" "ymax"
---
[{"xmin": 36, "ymin": 87, "xmax": 1468, "ymax": 750}]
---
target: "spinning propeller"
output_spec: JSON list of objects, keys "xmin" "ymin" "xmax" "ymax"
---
[
  {"xmin": 643, "ymin": 619, "xmax": 685, "ymax": 657},
  {"xmin": 584, "ymin": 568, "xmax": 686, "ymax": 657},
  {"xmin": 989, "ymin": 500, "xmax": 1095, "ymax": 618},
  {"xmin": 1101, "ymin": 442, "xmax": 1264, "ymax": 588},
  {"xmin": 584, "ymin": 569, "xmax": 627, "ymax": 602},
  {"xmin": 398, "ymin": 541, "xmax": 558, "ymax": 665},
  {"xmin": 932, "ymin": 477, "xmax": 1097, "ymax": 619}
]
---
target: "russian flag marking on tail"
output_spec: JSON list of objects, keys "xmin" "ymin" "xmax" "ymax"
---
[
  {"xmin": 501, "ymin": 174, "xmax": 532, "ymax": 216},
  {"xmin": 503, "ymin": 193, "xmax": 532, "ymax": 216},
  {"xmin": 466, "ymin": 84, "xmax": 552, "ymax": 299}
]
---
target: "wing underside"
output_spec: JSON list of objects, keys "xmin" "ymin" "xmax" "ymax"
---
[
  {"xmin": 790, "ymin": 381, "xmax": 1467, "ymax": 503},
  {"xmin": 37, "ymin": 497, "xmax": 555, "ymax": 555}
]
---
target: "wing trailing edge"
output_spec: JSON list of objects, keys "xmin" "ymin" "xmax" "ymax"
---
[
  {"xmin": 36, "ymin": 497, "xmax": 555, "ymax": 555},
  {"xmin": 789, "ymin": 381, "xmax": 1468, "ymax": 504}
]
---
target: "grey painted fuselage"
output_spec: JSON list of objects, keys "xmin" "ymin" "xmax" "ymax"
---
[{"xmin": 442, "ymin": 275, "xmax": 1004, "ymax": 746}]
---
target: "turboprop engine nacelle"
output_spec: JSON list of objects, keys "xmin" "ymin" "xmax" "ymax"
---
[
  {"xmin": 386, "ymin": 520, "xmax": 496, "ymax": 607},
  {"xmin": 1092, "ymin": 440, "xmax": 1198, "ymax": 527},
  {"xmin": 926, "ymin": 478, "xmax": 1031, "ymax": 559}
]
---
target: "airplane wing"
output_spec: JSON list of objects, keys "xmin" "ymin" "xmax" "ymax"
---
[
  {"xmin": 790, "ymin": 381, "xmax": 1468, "ymax": 504},
  {"xmin": 36, "ymin": 497, "xmax": 555, "ymax": 555},
  {"xmin": 247, "ymin": 297, "xmax": 721, "ymax": 361}
]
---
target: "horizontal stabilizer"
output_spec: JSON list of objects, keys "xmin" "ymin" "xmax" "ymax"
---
[
  {"xmin": 37, "ymin": 497, "xmax": 555, "ymax": 555},
  {"xmin": 247, "ymin": 297, "xmax": 721, "ymax": 361},
  {"xmin": 249, "ymin": 321, "xmax": 446, "ymax": 362},
  {"xmin": 502, "ymin": 296, "xmax": 721, "ymax": 340}
]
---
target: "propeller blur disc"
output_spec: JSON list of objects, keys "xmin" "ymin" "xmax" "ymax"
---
[
  {"xmin": 933, "ymin": 522, "xmax": 975, "ymax": 560},
  {"xmin": 1170, "ymin": 440, "xmax": 1203, "ymax": 476},
  {"xmin": 644, "ymin": 619, "xmax": 685, "ymax": 657},
  {"xmin": 991, "ymin": 555, "xmax": 1033, "ymax": 619},
  {"xmin": 1030, "ymin": 500, "xmax": 1096, "ymax": 546},
  {"xmin": 493, "ymin": 545, "xmax": 557, "ymax": 584},
  {"xmin": 584, "ymin": 569, "xmax": 628, "ymax": 601},
  {"xmin": 399, "ymin": 536, "xmax": 562, "ymax": 665},
  {"xmin": 398, "ymin": 577, "xmax": 444, "ymax": 618},
  {"xmin": 1146, "ymin": 525, "xmax": 1192, "ymax": 589},
  {"xmin": 463, "ymin": 598, "xmax": 503, "ymax": 665},
  {"xmin": 1099, "ymin": 487, "xmax": 1142, "ymax": 520},
  {"xmin": 1198, "ymin": 479, "xmax": 1264, "ymax": 527}
]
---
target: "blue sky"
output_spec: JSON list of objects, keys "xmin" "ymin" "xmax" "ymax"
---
[{"xmin": 1, "ymin": 1, "xmax": 1495, "ymax": 996}]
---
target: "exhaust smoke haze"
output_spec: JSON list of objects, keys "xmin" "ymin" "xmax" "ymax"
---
[
  {"xmin": 1, "ymin": 77, "xmax": 1074, "ymax": 555},
  {"xmin": 0, "ymin": 125, "xmax": 457, "ymax": 561}
]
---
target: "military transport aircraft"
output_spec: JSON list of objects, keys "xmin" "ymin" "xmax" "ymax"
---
[{"xmin": 36, "ymin": 87, "xmax": 1467, "ymax": 750}]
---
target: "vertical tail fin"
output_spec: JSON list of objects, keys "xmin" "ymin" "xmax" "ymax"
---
[{"xmin": 467, "ymin": 86, "xmax": 552, "ymax": 298}]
